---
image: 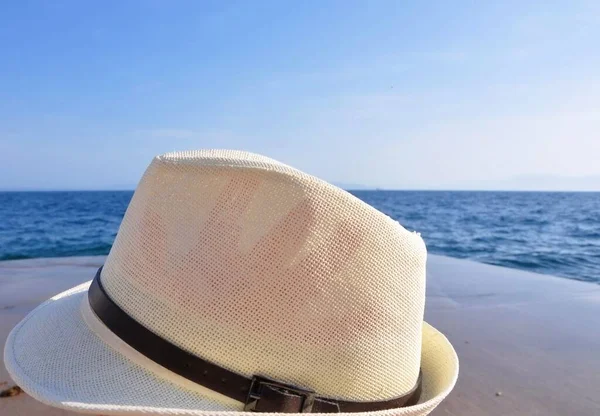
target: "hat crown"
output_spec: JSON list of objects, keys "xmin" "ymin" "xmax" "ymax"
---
[{"xmin": 102, "ymin": 150, "xmax": 427, "ymax": 401}]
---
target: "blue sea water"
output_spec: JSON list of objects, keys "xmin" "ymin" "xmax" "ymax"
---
[{"xmin": 1, "ymin": 191, "xmax": 599, "ymax": 284}]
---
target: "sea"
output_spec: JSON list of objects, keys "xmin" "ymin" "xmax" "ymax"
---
[{"xmin": 1, "ymin": 191, "xmax": 599, "ymax": 284}]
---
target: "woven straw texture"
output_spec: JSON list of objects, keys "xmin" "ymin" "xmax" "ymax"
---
[{"xmin": 4, "ymin": 150, "xmax": 458, "ymax": 416}]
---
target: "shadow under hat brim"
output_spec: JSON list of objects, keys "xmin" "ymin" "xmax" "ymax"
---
[{"xmin": 4, "ymin": 281, "xmax": 458, "ymax": 416}]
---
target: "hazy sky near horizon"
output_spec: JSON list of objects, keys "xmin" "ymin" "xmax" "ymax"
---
[{"xmin": 1, "ymin": 1, "xmax": 599, "ymax": 190}]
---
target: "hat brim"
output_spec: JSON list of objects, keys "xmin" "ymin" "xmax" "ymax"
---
[{"xmin": 4, "ymin": 281, "xmax": 458, "ymax": 416}]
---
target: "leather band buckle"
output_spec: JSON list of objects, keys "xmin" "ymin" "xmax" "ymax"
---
[{"xmin": 244, "ymin": 376, "xmax": 316, "ymax": 413}]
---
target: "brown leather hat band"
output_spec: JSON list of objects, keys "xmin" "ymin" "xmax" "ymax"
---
[{"xmin": 88, "ymin": 267, "xmax": 422, "ymax": 413}]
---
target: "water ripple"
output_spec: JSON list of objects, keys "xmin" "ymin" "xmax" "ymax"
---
[{"xmin": 352, "ymin": 190, "xmax": 600, "ymax": 284}]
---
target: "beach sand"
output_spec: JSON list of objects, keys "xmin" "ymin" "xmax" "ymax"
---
[{"xmin": 2, "ymin": 255, "xmax": 600, "ymax": 415}]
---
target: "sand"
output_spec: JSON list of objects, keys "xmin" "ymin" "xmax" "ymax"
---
[{"xmin": 1, "ymin": 255, "xmax": 599, "ymax": 415}]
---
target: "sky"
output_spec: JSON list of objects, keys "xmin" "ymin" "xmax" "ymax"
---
[{"xmin": 1, "ymin": 1, "xmax": 599, "ymax": 191}]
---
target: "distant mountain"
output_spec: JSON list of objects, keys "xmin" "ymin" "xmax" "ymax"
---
[
  {"xmin": 445, "ymin": 175, "xmax": 600, "ymax": 192},
  {"xmin": 332, "ymin": 182, "xmax": 375, "ymax": 191}
]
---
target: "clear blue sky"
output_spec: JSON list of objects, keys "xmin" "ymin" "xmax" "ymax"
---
[{"xmin": 1, "ymin": 1, "xmax": 599, "ymax": 190}]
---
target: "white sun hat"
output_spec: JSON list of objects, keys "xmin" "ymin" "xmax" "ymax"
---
[{"xmin": 4, "ymin": 150, "xmax": 458, "ymax": 416}]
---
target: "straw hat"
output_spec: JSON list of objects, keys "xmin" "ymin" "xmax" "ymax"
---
[{"xmin": 4, "ymin": 150, "xmax": 458, "ymax": 416}]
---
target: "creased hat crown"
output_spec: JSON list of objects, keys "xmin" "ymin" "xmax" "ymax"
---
[{"xmin": 101, "ymin": 149, "xmax": 427, "ymax": 401}]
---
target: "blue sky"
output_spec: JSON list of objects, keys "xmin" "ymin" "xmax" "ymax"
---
[{"xmin": 1, "ymin": 1, "xmax": 599, "ymax": 190}]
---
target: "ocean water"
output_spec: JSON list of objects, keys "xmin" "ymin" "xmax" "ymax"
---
[{"xmin": 0, "ymin": 191, "xmax": 599, "ymax": 284}]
